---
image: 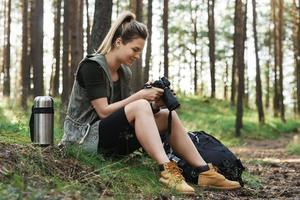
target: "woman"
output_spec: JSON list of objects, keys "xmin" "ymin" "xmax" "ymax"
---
[{"xmin": 60, "ymin": 11, "xmax": 240, "ymax": 194}]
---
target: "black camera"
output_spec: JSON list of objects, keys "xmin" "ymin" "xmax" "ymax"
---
[{"xmin": 147, "ymin": 77, "xmax": 180, "ymax": 111}]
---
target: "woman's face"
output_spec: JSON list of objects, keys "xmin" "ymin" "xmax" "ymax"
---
[{"xmin": 116, "ymin": 37, "xmax": 145, "ymax": 66}]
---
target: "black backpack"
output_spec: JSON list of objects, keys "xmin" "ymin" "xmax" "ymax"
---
[{"xmin": 165, "ymin": 131, "xmax": 245, "ymax": 186}]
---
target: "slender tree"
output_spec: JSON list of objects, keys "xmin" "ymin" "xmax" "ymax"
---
[
  {"xmin": 252, "ymin": 0, "xmax": 265, "ymax": 123},
  {"xmin": 272, "ymin": 0, "xmax": 280, "ymax": 117},
  {"xmin": 265, "ymin": 24, "xmax": 272, "ymax": 109},
  {"xmin": 31, "ymin": 0, "xmax": 44, "ymax": 96},
  {"xmin": 130, "ymin": 0, "xmax": 144, "ymax": 92},
  {"xmin": 51, "ymin": 0, "xmax": 62, "ymax": 96},
  {"xmin": 272, "ymin": 0, "xmax": 285, "ymax": 121},
  {"xmin": 61, "ymin": 0, "xmax": 70, "ymax": 106},
  {"xmin": 224, "ymin": 61, "xmax": 229, "ymax": 100},
  {"xmin": 235, "ymin": 0, "xmax": 246, "ymax": 137},
  {"xmin": 278, "ymin": 0, "xmax": 285, "ymax": 121},
  {"xmin": 69, "ymin": 0, "xmax": 84, "ymax": 87},
  {"xmin": 297, "ymin": 0, "xmax": 300, "ymax": 114},
  {"xmin": 144, "ymin": 0, "xmax": 152, "ymax": 83},
  {"xmin": 21, "ymin": 0, "xmax": 30, "ymax": 108},
  {"xmin": 85, "ymin": 0, "xmax": 91, "ymax": 53},
  {"xmin": 3, "ymin": 0, "xmax": 11, "ymax": 96},
  {"xmin": 208, "ymin": 0, "xmax": 216, "ymax": 98},
  {"xmin": 231, "ymin": 1, "xmax": 238, "ymax": 106},
  {"xmin": 163, "ymin": 0, "xmax": 169, "ymax": 79},
  {"xmin": 89, "ymin": 0, "xmax": 112, "ymax": 53},
  {"xmin": 189, "ymin": 0, "xmax": 199, "ymax": 94}
]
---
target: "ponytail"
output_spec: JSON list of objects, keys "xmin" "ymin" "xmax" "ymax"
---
[{"xmin": 96, "ymin": 11, "xmax": 148, "ymax": 55}]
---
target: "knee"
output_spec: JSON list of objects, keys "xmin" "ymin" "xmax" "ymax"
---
[
  {"xmin": 127, "ymin": 99, "xmax": 152, "ymax": 114},
  {"xmin": 159, "ymin": 109, "xmax": 178, "ymax": 119}
]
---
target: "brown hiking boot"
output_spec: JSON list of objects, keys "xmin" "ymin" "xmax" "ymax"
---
[
  {"xmin": 198, "ymin": 164, "xmax": 241, "ymax": 190},
  {"xmin": 159, "ymin": 161, "xmax": 195, "ymax": 194}
]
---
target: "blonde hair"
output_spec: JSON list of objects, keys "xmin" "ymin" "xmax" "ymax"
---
[{"xmin": 97, "ymin": 11, "xmax": 148, "ymax": 55}]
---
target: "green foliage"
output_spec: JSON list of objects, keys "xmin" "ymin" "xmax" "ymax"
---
[
  {"xmin": 0, "ymin": 95, "xmax": 299, "ymax": 199},
  {"xmin": 287, "ymin": 136, "xmax": 300, "ymax": 155},
  {"xmin": 287, "ymin": 143, "xmax": 300, "ymax": 155},
  {"xmin": 178, "ymin": 95, "xmax": 300, "ymax": 145},
  {"xmin": 242, "ymin": 171, "xmax": 263, "ymax": 191}
]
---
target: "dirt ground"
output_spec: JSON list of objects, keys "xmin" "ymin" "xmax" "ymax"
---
[
  {"xmin": 1, "ymin": 133, "xmax": 300, "ymax": 199},
  {"xmin": 199, "ymin": 133, "xmax": 300, "ymax": 200}
]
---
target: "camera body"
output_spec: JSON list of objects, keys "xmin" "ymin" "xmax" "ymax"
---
[{"xmin": 150, "ymin": 77, "xmax": 180, "ymax": 111}]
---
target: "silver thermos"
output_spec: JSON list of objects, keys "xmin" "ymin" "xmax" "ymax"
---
[{"xmin": 29, "ymin": 96, "xmax": 54, "ymax": 146}]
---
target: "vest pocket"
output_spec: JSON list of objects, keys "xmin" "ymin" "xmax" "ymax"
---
[{"xmin": 63, "ymin": 115, "xmax": 91, "ymax": 142}]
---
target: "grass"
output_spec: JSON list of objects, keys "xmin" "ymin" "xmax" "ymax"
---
[
  {"xmin": 287, "ymin": 135, "xmax": 300, "ymax": 155},
  {"xmin": 0, "ymin": 95, "xmax": 299, "ymax": 199},
  {"xmin": 178, "ymin": 96, "xmax": 300, "ymax": 146}
]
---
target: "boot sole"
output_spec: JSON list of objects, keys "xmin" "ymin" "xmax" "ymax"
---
[{"xmin": 200, "ymin": 185, "xmax": 241, "ymax": 190}]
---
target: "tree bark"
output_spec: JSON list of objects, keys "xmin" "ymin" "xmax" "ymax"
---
[
  {"xmin": 130, "ymin": 0, "xmax": 144, "ymax": 92},
  {"xmin": 51, "ymin": 0, "xmax": 62, "ymax": 97},
  {"xmin": 208, "ymin": 0, "xmax": 216, "ymax": 98},
  {"xmin": 85, "ymin": 0, "xmax": 91, "ymax": 53},
  {"xmin": 21, "ymin": 0, "xmax": 30, "ymax": 108},
  {"xmin": 231, "ymin": 1, "xmax": 238, "ymax": 106},
  {"xmin": 272, "ymin": 0, "xmax": 280, "ymax": 117},
  {"xmin": 224, "ymin": 61, "xmax": 229, "ymax": 100},
  {"xmin": 297, "ymin": 0, "xmax": 300, "ymax": 114},
  {"xmin": 3, "ymin": 0, "xmax": 11, "ymax": 96},
  {"xmin": 252, "ymin": 0, "xmax": 265, "ymax": 123},
  {"xmin": 61, "ymin": 0, "xmax": 70, "ymax": 106},
  {"xmin": 163, "ymin": 0, "xmax": 169, "ymax": 79},
  {"xmin": 89, "ymin": 0, "xmax": 112, "ymax": 53},
  {"xmin": 235, "ymin": 0, "xmax": 246, "ymax": 137},
  {"xmin": 144, "ymin": 0, "xmax": 152, "ymax": 83},
  {"xmin": 70, "ymin": 0, "xmax": 84, "ymax": 87},
  {"xmin": 31, "ymin": 0, "xmax": 44, "ymax": 96}
]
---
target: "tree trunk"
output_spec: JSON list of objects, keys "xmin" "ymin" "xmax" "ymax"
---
[
  {"xmin": 21, "ymin": 0, "xmax": 30, "ymax": 108},
  {"xmin": 272, "ymin": 0, "xmax": 280, "ymax": 117},
  {"xmin": 163, "ymin": 0, "xmax": 169, "ymax": 79},
  {"xmin": 297, "ymin": 0, "xmax": 300, "ymax": 115},
  {"xmin": 243, "ymin": 0, "xmax": 248, "ymax": 108},
  {"xmin": 235, "ymin": 0, "xmax": 246, "ymax": 137},
  {"xmin": 252, "ymin": 0, "xmax": 265, "ymax": 123},
  {"xmin": 70, "ymin": 0, "xmax": 84, "ymax": 87},
  {"xmin": 265, "ymin": 23, "xmax": 272, "ymax": 109},
  {"xmin": 144, "ymin": 0, "xmax": 152, "ymax": 83},
  {"xmin": 231, "ymin": 1, "xmax": 238, "ymax": 106},
  {"xmin": 208, "ymin": 0, "xmax": 215, "ymax": 98},
  {"xmin": 278, "ymin": 0, "xmax": 285, "ymax": 121},
  {"xmin": 31, "ymin": 0, "xmax": 44, "ymax": 96},
  {"xmin": 190, "ymin": 0, "xmax": 198, "ymax": 95},
  {"xmin": 61, "ymin": 0, "xmax": 70, "ymax": 106},
  {"xmin": 51, "ymin": 0, "xmax": 62, "ymax": 96},
  {"xmin": 130, "ymin": 0, "xmax": 144, "ymax": 92},
  {"xmin": 85, "ymin": 0, "xmax": 91, "ymax": 53},
  {"xmin": 224, "ymin": 61, "xmax": 229, "ymax": 100},
  {"xmin": 3, "ymin": 0, "xmax": 11, "ymax": 96},
  {"xmin": 89, "ymin": 0, "xmax": 112, "ymax": 53}
]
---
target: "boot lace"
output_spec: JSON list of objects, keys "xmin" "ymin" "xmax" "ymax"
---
[{"xmin": 166, "ymin": 161, "xmax": 184, "ymax": 182}]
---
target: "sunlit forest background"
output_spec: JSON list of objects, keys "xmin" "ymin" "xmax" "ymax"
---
[
  {"xmin": 0, "ymin": 0, "xmax": 299, "ymax": 135},
  {"xmin": 1, "ymin": 1, "xmax": 300, "ymax": 199}
]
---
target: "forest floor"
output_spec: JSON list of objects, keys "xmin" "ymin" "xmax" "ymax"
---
[
  {"xmin": 1, "ymin": 132, "xmax": 299, "ymax": 199},
  {"xmin": 200, "ymin": 132, "xmax": 300, "ymax": 200}
]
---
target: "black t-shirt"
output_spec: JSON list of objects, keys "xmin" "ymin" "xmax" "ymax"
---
[{"xmin": 77, "ymin": 61, "xmax": 121, "ymax": 102}]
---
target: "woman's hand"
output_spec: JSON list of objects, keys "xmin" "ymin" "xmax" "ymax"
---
[{"xmin": 136, "ymin": 87, "xmax": 164, "ymax": 101}]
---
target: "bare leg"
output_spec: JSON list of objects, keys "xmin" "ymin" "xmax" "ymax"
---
[
  {"xmin": 154, "ymin": 109, "xmax": 207, "ymax": 167},
  {"xmin": 124, "ymin": 99, "xmax": 169, "ymax": 165}
]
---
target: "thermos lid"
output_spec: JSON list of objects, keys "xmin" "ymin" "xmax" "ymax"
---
[{"xmin": 34, "ymin": 96, "xmax": 54, "ymax": 108}]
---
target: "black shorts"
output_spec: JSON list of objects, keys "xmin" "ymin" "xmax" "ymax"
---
[{"xmin": 98, "ymin": 107, "xmax": 141, "ymax": 155}]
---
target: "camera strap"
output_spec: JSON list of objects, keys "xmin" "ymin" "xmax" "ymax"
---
[{"xmin": 165, "ymin": 111, "xmax": 174, "ymax": 154}]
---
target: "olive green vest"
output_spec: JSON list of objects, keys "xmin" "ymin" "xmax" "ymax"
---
[{"xmin": 60, "ymin": 54, "xmax": 132, "ymax": 153}]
